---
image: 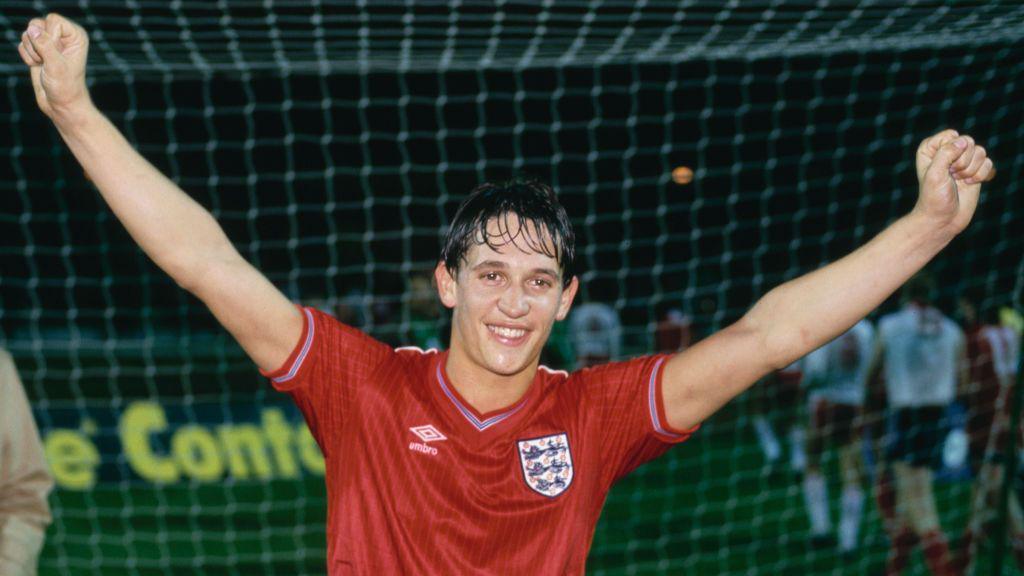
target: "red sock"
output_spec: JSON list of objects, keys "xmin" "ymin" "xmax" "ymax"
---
[
  {"xmin": 921, "ymin": 529, "xmax": 955, "ymax": 576},
  {"xmin": 886, "ymin": 528, "xmax": 917, "ymax": 576},
  {"xmin": 875, "ymin": 470, "xmax": 899, "ymax": 534}
]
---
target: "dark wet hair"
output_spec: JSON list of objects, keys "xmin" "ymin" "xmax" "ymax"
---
[{"xmin": 441, "ymin": 176, "xmax": 575, "ymax": 287}]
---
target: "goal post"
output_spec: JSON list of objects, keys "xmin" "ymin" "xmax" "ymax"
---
[{"xmin": 2, "ymin": 2, "xmax": 1023, "ymax": 575}]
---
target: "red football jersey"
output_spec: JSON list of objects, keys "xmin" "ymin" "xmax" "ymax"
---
[{"xmin": 262, "ymin": 307, "xmax": 697, "ymax": 574}]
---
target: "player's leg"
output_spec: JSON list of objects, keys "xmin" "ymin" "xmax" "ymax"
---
[
  {"xmin": 880, "ymin": 408, "xmax": 920, "ymax": 575},
  {"xmin": 753, "ymin": 377, "xmax": 783, "ymax": 465},
  {"xmin": 875, "ymin": 465, "xmax": 916, "ymax": 576},
  {"xmin": 894, "ymin": 463, "xmax": 956, "ymax": 576},
  {"xmin": 802, "ymin": 397, "xmax": 831, "ymax": 540},
  {"xmin": 789, "ymin": 421, "xmax": 808, "ymax": 473},
  {"xmin": 780, "ymin": 372, "xmax": 807, "ymax": 473},
  {"xmin": 959, "ymin": 388, "xmax": 1010, "ymax": 574},
  {"xmin": 836, "ymin": 408, "xmax": 866, "ymax": 555},
  {"xmin": 1008, "ymin": 486, "xmax": 1024, "ymax": 569},
  {"xmin": 959, "ymin": 461, "xmax": 999, "ymax": 574}
]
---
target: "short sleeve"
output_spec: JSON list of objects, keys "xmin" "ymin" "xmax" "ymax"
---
[
  {"xmin": 260, "ymin": 307, "xmax": 392, "ymax": 455},
  {"xmin": 581, "ymin": 354, "xmax": 698, "ymax": 483}
]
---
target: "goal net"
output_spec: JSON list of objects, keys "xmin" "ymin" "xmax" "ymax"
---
[{"xmin": 2, "ymin": 1, "xmax": 1023, "ymax": 574}]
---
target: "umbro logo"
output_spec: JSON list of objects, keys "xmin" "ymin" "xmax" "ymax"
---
[
  {"xmin": 410, "ymin": 425, "xmax": 447, "ymax": 443},
  {"xmin": 409, "ymin": 424, "xmax": 446, "ymax": 457}
]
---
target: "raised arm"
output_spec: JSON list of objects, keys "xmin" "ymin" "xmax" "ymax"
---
[
  {"xmin": 18, "ymin": 14, "xmax": 301, "ymax": 372},
  {"xmin": 0, "ymin": 350, "xmax": 53, "ymax": 576},
  {"xmin": 661, "ymin": 129, "xmax": 995, "ymax": 431}
]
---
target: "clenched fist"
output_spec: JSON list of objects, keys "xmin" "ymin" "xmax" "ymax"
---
[
  {"xmin": 913, "ymin": 129, "xmax": 995, "ymax": 235},
  {"xmin": 17, "ymin": 13, "xmax": 91, "ymax": 120}
]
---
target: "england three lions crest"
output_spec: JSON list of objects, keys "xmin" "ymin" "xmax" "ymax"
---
[{"xmin": 517, "ymin": 433, "xmax": 574, "ymax": 498}]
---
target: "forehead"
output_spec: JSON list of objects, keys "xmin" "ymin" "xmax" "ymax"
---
[{"xmin": 462, "ymin": 216, "xmax": 561, "ymax": 271}]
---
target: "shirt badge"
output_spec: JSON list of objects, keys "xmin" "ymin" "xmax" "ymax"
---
[{"xmin": 517, "ymin": 433, "xmax": 574, "ymax": 497}]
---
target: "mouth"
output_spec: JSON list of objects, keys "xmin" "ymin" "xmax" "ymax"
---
[{"xmin": 486, "ymin": 324, "xmax": 530, "ymax": 347}]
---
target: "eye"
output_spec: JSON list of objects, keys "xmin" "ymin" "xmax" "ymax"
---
[
  {"xmin": 530, "ymin": 278, "xmax": 553, "ymax": 288},
  {"xmin": 481, "ymin": 271, "xmax": 503, "ymax": 283}
]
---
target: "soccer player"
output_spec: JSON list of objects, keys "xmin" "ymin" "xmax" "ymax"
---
[
  {"xmin": 871, "ymin": 274, "xmax": 963, "ymax": 576},
  {"xmin": 800, "ymin": 319, "xmax": 875, "ymax": 555},
  {"xmin": 955, "ymin": 291, "xmax": 1023, "ymax": 573},
  {"xmin": 18, "ymin": 13, "xmax": 996, "ymax": 574},
  {"xmin": 0, "ymin": 350, "xmax": 54, "ymax": 576},
  {"xmin": 752, "ymin": 362, "xmax": 807, "ymax": 472}
]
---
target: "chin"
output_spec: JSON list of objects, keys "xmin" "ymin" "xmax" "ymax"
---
[{"xmin": 483, "ymin": 350, "xmax": 536, "ymax": 376}]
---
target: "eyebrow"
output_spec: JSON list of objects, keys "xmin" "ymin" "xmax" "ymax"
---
[{"xmin": 471, "ymin": 260, "xmax": 560, "ymax": 279}]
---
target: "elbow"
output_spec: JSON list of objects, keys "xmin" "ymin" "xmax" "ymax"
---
[
  {"xmin": 163, "ymin": 241, "xmax": 236, "ymax": 295},
  {"xmin": 164, "ymin": 255, "xmax": 205, "ymax": 294},
  {"xmin": 736, "ymin": 311, "xmax": 808, "ymax": 373}
]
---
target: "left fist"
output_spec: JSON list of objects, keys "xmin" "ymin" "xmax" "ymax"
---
[{"xmin": 913, "ymin": 129, "xmax": 995, "ymax": 234}]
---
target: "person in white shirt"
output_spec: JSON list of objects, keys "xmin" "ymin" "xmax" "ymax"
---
[
  {"xmin": 800, "ymin": 319, "xmax": 875, "ymax": 554},
  {"xmin": 872, "ymin": 274, "xmax": 963, "ymax": 576}
]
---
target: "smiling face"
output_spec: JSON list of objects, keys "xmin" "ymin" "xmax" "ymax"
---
[{"xmin": 436, "ymin": 216, "xmax": 578, "ymax": 385}]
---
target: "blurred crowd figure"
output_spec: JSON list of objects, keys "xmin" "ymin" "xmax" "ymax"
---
[
  {"xmin": 752, "ymin": 364, "xmax": 808, "ymax": 475},
  {"xmin": 956, "ymin": 289, "xmax": 1023, "ymax": 574},
  {"xmin": 568, "ymin": 302, "xmax": 622, "ymax": 369},
  {"xmin": 655, "ymin": 305, "xmax": 693, "ymax": 354},
  {"xmin": 407, "ymin": 272, "xmax": 444, "ymax": 351},
  {"xmin": 870, "ymin": 274, "xmax": 961, "ymax": 576},
  {"xmin": 801, "ymin": 319, "xmax": 875, "ymax": 556},
  {"xmin": 0, "ymin": 350, "xmax": 54, "ymax": 576},
  {"xmin": 748, "ymin": 271, "xmax": 1024, "ymax": 574}
]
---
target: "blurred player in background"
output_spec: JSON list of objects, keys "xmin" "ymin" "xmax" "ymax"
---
[
  {"xmin": 800, "ymin": 319, "xmax": 875, "ymax": 555},
  {"xmin": 872, "ymin": 274, "xmax": 962, "ymax": 576},
  {"xmin": 0, "ymin": 350, "xmax": 54, "ymax": 576},
  {"xmin": 407, "ymin": 271, "xmax": 445, "ymax": 351},
  {"xmin": 654, "ymin": 303, "xmax": 693, "ymax": 354},
  {"xmin": 955, "ymin": 289, "xmax": 1023, "ymax": 573},
  {"xmin": 752, "ymin": 363, "xmax": 807, "ymax": 473},
  {"xmin": 568, "ymin": 301, "xmax": 622, "ymax": 369},
  {"xmin": 19, "ymin": 12, "xmax": 996, "ymax": 574}
]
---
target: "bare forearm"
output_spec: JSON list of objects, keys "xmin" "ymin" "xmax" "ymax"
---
[
  {"xmin": 751, "ymin": 211, "xmax": 952, "ymax": 369},
  {"xmin": 51, "ymin": 101, "xmax": 236, "ymax": 289}
]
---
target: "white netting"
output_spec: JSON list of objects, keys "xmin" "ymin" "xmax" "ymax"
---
[{"xmin": 1, "ymin": 1, "xmax": 1023, "ymax": 575}]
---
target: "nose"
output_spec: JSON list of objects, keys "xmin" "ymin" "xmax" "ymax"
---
[{"xmin": 497, "ymin": 284, "xmax": 530, "ymax": 318}]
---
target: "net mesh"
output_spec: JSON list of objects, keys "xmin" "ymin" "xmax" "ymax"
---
[{"xmin": 1, "ymin": 1, "xmax": 1023, "ymax": 575}]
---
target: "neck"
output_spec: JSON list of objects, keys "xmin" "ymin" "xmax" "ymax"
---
[{"xmin": 444, "ymin": 345, "xmax": 537, "ymax": 414}]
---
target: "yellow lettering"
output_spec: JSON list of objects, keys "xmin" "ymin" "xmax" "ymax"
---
[
  {"xmin": 43, "ymin": 430, "xmax": 99, "ymax": 490},
  {"xmin": 297, "ymin": 424, "xmax": 325, "ymax": 476},
  {"xmin": 217, "ymin": 425, "xmax": 272, "ymax": 479},
  {"xmin": 262, "ymin": 409, "xmax": 298, "ymax": 478},
  {"xmin": 172, "ymin": 426, "xmax": 224, "ymax": 482},
  {"xmin": 121, "ymin": 402, "xmax": 179, "ymax": 483}
]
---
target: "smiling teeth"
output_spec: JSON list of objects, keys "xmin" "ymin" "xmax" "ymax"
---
[{"xmin": 489, "ymin": 325, "xmax": 526, "ymax": 339}]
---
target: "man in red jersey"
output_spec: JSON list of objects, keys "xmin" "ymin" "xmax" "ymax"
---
[
  {"xmin": 955, "ymin": 290, "xmax": 1023, "ymax": 574},
  {"xmin": 20, "ymin": 13, "xmax": 997, "ymax": 574}
]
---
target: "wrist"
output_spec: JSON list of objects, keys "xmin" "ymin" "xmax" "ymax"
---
[
  {"xmin": 901, "ymin": 209, "xmax": 957, "ymax": 252},
  {"xmin": 50, "ymin": 95, "xmax": 98, "ymax": 131}
]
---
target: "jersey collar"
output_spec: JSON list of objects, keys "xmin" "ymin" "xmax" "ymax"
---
[{"xmin": 433, "ymin": 351, "xmax": 541, "ymax": 432}]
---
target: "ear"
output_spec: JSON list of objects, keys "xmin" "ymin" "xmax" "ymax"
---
[
  {"xmin": 434, "ymin": 261, "xmax": 458, "ymax": 309},
  {"xmin": 554, "ymin": 276, "xmax": 579, "ymax": 321}
]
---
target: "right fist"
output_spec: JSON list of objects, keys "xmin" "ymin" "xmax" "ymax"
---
[{"xmin": 17, "ymin": 13, "xmax": 91, "ymax": 119}]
